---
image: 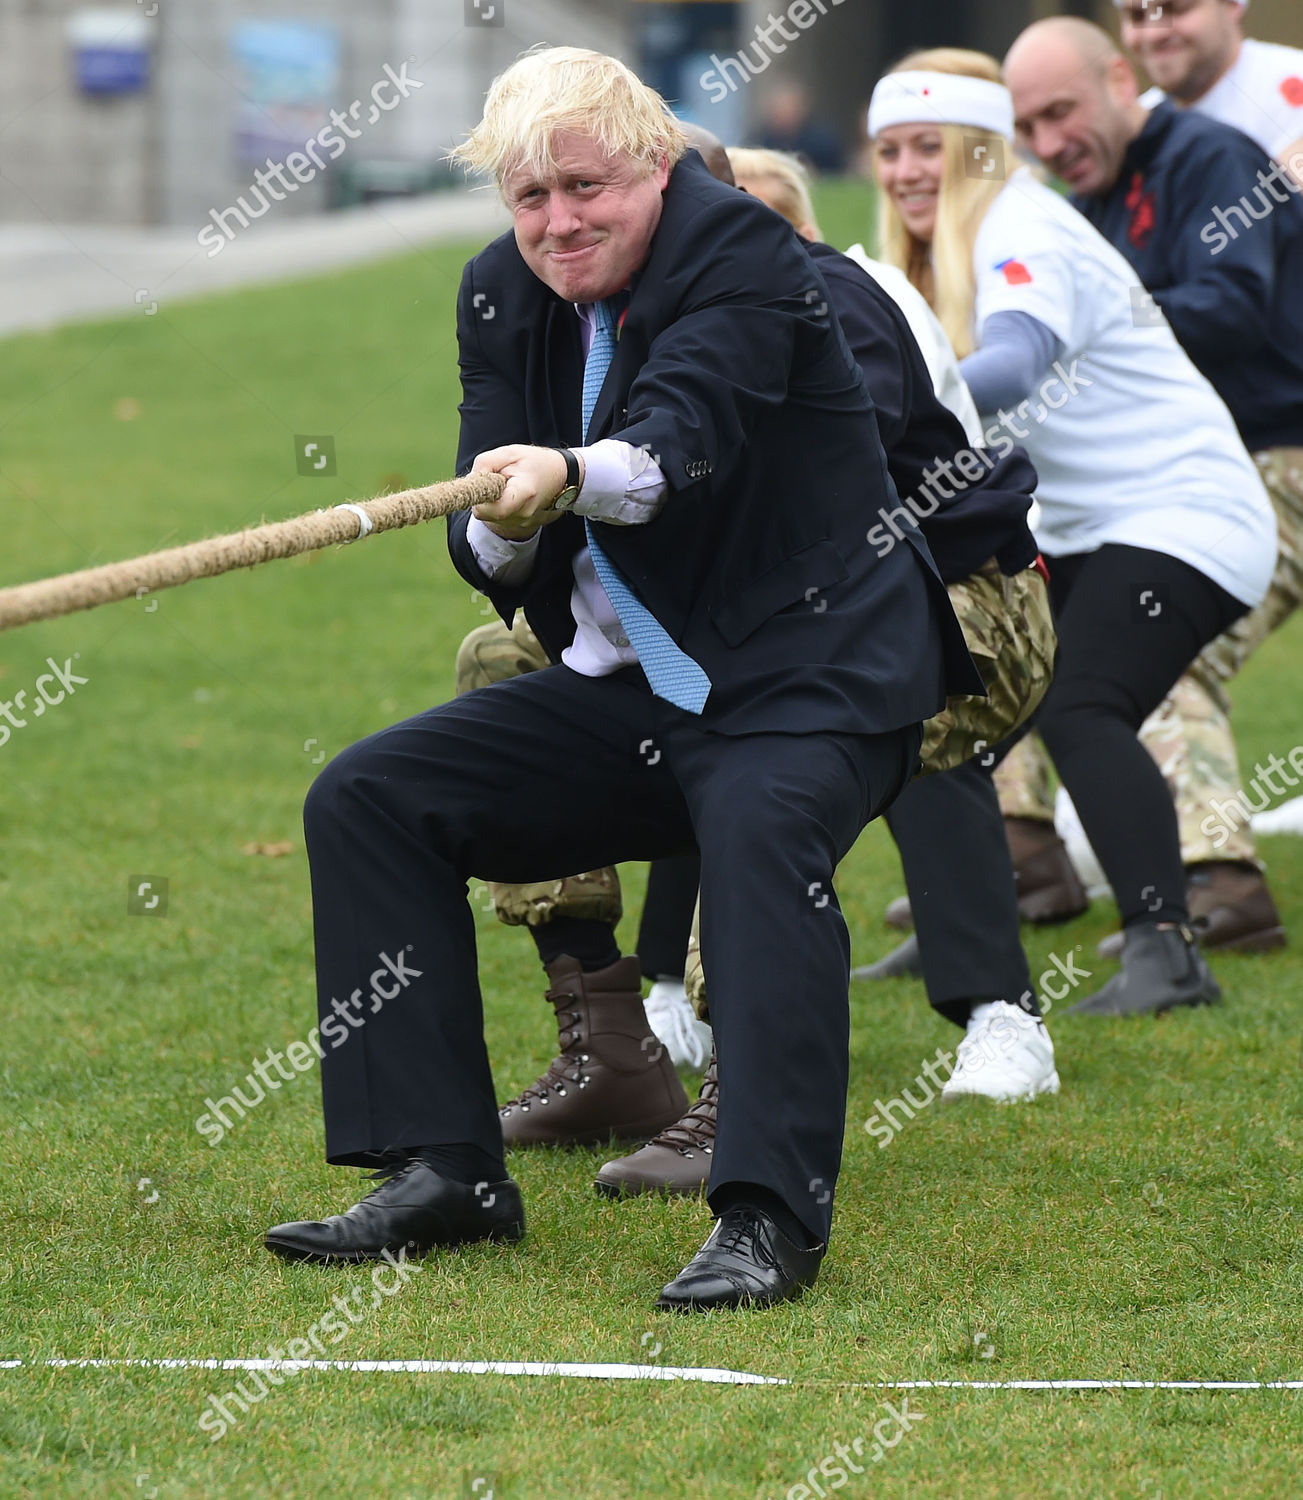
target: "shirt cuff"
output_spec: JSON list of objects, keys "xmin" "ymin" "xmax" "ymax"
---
[
  {"xmin": 466, "ymin": 515, "xmax": 541, "ymax": 586},
  {"xmin": 572, "ymin": 439, "xmax": 667, "ymax": 525}
]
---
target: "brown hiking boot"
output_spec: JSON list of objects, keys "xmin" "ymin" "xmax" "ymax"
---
[
  {"xmin": 1005, "ymin": 816, "xmax": 1090, "ymax": 924},
  {"xmin": 498, "ymin": 955, "xmax": 688, "ymax": 1149},
  {"xmin": 1187, "ymin": 862, "xmax": 1287, "ymax": 953},
  {"xmin": 594, "ymin": 1052, "xmax": 718, "ymax": 1197},
  {"xmin": 1097, "ymin": 862, "xmax": 1288, "ymax": 958}
]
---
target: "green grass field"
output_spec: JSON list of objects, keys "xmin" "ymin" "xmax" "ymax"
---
[{"xmin": 1, "ymin": 181, "xmax": 1300, "ymax": 1498}]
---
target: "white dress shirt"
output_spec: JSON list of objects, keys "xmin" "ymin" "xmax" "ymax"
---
[{"xmin": 466, "ymin": 299, "xmax": 668, "ymax": 675}]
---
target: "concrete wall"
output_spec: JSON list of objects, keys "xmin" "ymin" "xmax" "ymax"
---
[
  {"xmin": 389, "ymin": 0, "xmax": 632, "ymax": 171},
  {"xmin": 4, "ymin": 0, "xmax": 1298, "ymax": 227},
  {"xmin": 0, "ymin": 0, "xmax": 630, "ymax": 228},
  {"xmin": 0, "ymin": 0, "xmax": 154, "ymax": 224},
  {"xmin": 156, "ymin": 0, "xmax": 400, "ymax": 231}
]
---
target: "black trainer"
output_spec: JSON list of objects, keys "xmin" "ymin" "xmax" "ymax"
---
[
  {"xmin": 1068, "ymin": 924, "xmax": 1221, "ymax": 1017},
  {"xmin": 851, "ymin": 933, "xmax": 922, "ymax": 982}
]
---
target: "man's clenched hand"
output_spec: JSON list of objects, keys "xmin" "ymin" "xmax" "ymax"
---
[{"xmin": 471, "ymin": 445, "xmax": 581, "ymax": 540}]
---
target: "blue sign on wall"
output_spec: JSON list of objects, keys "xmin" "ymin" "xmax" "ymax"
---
[
  {"xmin": 230, "ymin": 21, "xmax": 341, "ymax": 167},
  {"xmin": 69, "ymin": 10, "xmax": 152, "ymax": 96}
]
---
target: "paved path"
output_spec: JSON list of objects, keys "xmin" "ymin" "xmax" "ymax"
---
[{"xmin": 0, "ymin": 192, "xmax": 509, "ymax": 337}]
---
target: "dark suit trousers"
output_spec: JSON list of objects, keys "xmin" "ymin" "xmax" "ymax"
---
[
  {"xmin": 302, "ymin": 663, "xmax": 921, "ymax": 1244},
  {"xmin": 884, "ymin": 756, "xmax": 1033, "ymax": 1026},
  {"xmin": 636, "ymin": 852, "xmax": 702, "ymax": 980}
]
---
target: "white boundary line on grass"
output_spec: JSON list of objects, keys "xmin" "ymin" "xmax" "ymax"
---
[{"xmin": 5, "ymin": 1359, "xmax": 1303, "ymax": 1390}]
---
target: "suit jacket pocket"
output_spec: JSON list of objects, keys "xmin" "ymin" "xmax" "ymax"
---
[{"xmin": 710, "ymin": 539, "xmax": 850, "ymax": 647}]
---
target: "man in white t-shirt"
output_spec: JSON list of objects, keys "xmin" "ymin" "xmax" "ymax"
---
[{"xmin": 1116, "ymin": 0, "xmax": 1303, "ymax": 185}]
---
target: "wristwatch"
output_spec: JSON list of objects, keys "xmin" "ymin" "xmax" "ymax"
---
[{"xmin": 550, "ymin": 447, "xmax": 582, "ymax": 511}]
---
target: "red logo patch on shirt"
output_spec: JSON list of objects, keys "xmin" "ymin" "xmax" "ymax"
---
[
  {"xmin": 1281, "ymin": 76, "xmax": 1303, "ymax": 107},
  {"xmin": 1125, "ymin": 170, "xmax": 1157, "ymax": 250},
  {"xmin": 997, "ymin": 258, "xmax": 1033, "ymax": 285}
]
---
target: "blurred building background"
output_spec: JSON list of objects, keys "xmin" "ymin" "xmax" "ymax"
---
[{"xmin": 1, "ymin": 0, "xmax": 1299, "ymax": 230}]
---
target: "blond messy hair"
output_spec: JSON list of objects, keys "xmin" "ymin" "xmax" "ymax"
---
[
  {"xmin": 448, "ymin": 45, "xmax": 688, "ymax": 189},
  {"xmin": 873, "ymin": 48, "xmax": 1008, "ymax": 358},
  {"xmin": 726, "ymin": 148, "xmax": 822, "ymax": 239}
]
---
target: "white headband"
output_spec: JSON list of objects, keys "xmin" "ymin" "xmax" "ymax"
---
[{"xmin": 868, "ymin": 71, "xmax": 1015, "ymax": 139}]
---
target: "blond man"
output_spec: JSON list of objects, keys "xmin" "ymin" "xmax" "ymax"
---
[{"xmin": 265, "ymin": 48, "xmax": 980, "ymax": 1311}]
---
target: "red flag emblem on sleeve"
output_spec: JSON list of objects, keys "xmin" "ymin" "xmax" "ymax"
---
[
  {"xmin": 1124, "ymin": 170, "xmax": 1156, "ymax": 249},
  {"xmin": 996, "ymin": 258, "xmax": 1033, "ymax": 285},
  {"xmin": 1282, "ymin": 76, "xmax": 1303, "ymax": 106}
]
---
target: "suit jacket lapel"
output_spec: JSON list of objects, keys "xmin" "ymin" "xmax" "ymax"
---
[{"xmin": 543, "ymin": 300, "xmax": 583, "ymax": 446}]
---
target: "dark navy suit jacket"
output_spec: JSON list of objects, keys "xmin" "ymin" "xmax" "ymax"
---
[{"xmin": 448, "ymin": 151, "xmax": 982, "ymax": 737}]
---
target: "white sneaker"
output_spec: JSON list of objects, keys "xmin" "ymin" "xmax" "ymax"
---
[
  {"xmin": 643, "ymin": 980, "xmax": 713, "ymax": 1070},
  {"xmin": 941, "ymin": 1000, "xmax": 1060, "ymax": 1103}
]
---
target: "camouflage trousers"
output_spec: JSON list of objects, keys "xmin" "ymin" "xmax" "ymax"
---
[
  {"xmin": 918, "ymin": 561, "xmax": 1056, "ymax": 775},
  {"xmin": 454, "ymin": 615, "xmax": 623, "ymax": 928},
  {"xmin": 995, "ymin": 448, "xmax": 1303, "ymax": 869}
]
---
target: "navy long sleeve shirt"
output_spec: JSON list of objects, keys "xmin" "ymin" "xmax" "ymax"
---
[{"xmin": 1073, "ymin": 100, "xmax": 1303, "ymax": 452}]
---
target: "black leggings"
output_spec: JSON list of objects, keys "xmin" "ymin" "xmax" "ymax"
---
[{"xmin": 1037, "ymin": 544, "xmax": 1246, "ymax": 928}]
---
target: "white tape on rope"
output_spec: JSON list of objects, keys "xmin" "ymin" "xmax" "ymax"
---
[
  {"xmin": 333, "ymin": 503, "xmax": 374, "ymax": 541},
  {"xmin": 9, "ymin": 1359, "xmax": 1302, "ymax": 1390}
]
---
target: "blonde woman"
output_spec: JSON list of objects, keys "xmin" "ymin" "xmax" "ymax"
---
[{"xmin": 868, "ymin": 50, "xmax": 1278, "ymax": 1016}]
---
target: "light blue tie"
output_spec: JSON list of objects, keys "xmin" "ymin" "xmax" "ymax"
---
[{"xmin": 581, "ymin": 298, "xmax": 712, "ymax": 715}]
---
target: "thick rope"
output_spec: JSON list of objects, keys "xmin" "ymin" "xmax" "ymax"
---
[{"xmin": 0, "ymin": 472, "xmax": 506, "ymax": 633}]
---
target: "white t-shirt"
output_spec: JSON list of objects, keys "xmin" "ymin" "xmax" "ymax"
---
[
  {"xmin": 1142, "ymin": 37, "xmax": 1303, "ymax": 161},
  {"xmin": 844, "ymin": 243, "xmax": 984, "ymax": 445},
  {"xmin": 972, "ymin": 170, "xmax": 1276, "ymax": 607}
]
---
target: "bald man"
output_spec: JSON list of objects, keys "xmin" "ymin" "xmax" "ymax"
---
[{"xmin": 1001, "ymin": 16, "xmax": 1303, "ymax": 957}]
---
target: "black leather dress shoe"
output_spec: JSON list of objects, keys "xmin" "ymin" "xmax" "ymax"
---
[
  {"xmin": 656, "ymin": 1207, "xmax": 825, "ymax": 1312},
  {"xmin": 264, "ymin": 1160, "xmax": 525, "ymax": 1263}
]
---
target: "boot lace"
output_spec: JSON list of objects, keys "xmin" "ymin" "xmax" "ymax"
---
[
  {"xmin": 645, "ymin": 1060, "xmax": 718, "ymax": 1154},
  {"xmin": 499, "ymin": 985, "xmax": 592, "ymax": 1112}
]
